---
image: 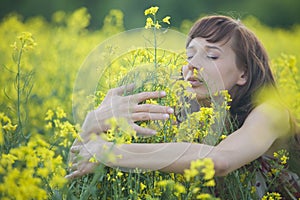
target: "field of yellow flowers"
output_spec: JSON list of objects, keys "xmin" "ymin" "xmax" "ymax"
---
[{"xmin": 1, "ymin": 6, "xmax": 300, "ymax": 199}]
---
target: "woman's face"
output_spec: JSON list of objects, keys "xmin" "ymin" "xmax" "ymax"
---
[{"xmin": 182, "ymin": 37, "xmax": 247, "ymax": 101}]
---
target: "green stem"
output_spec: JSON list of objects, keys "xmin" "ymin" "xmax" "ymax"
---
[
  {"xmin": 16, "ymin": 43, "xmax": 24, "ymax": 137},
  {"xmin": 153, "ymin": 16, "xmax": 157, "ymax": 69}
]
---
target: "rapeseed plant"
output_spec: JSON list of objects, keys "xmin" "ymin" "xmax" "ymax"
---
[
  {"xmin": 0, "ymin": 135, "xmax": 67, "ymax": 199},
  {"xmin": 0, "ymin": 5, "xmax": 299, "ymax": 200}
]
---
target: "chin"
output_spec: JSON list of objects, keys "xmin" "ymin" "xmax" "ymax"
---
[
  {"xmin": 185, "ymin": 86, "xmax": 210, "ymax": 100},
  {"xmin": 193, "ymin": 87, "xmax": 209, "ymax": 97}
]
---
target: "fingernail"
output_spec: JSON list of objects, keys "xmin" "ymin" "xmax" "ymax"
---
[
  {"xmin": 160, "ymin": 91, "xmax": 166, "ymax": 96},
  {"xmin": 167, "ymin": 108, "xmax": 174, "ymax": 114},
  {"xmin": 163, "ymin": 114, "xmax": 169, "ymax": 119}
]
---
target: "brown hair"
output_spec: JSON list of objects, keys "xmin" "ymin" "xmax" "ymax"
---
[
  {"xmin": 187, "ymin": 15, "xmax": 300, "ymax": 176},
  {"xmin": 187, "ymin": 15, "xmax": 276, "ymax": 127}
]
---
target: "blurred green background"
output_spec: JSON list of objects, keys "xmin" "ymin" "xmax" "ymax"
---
[{"xmin": 1, "ymin": 0, "xmax": 300, "ymax": 30}]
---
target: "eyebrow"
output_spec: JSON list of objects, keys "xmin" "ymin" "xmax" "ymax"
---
[
  {"xmin": 205, "ymin": 45, "xmax": 223, "ymax": 53},
  {"xmin": 186, "ymin": 44, "xmax": 223, "ymax": 53}
]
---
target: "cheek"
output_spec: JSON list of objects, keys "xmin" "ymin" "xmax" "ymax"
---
[
  {"xmin": 203, "ymin": 67, "xmax": 227, "ymax": 91},
  {"xmin": 218, "ymin": 71, "xmax": 239, "ymax": 90}
]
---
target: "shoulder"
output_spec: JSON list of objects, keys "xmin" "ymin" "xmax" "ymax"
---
[{"xmin": 243, "ymin": 102, "xmax": 291, "ymax": 138}]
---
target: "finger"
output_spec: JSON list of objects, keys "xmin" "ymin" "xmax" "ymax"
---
[
  {"xmin": 68, "ymin": 162, "xmax": 78, "ymax": 171},
  {"xmin": 71, "ymin": 138, "xmax": 80, "ymax": 146},
  {"xmin": 131, "ymin": 112, "xmax": 170, "ymax": 122},
  {"xmin": 69, "ymin": 154, "xmax": 84, "ymax": 164},
  {"xmin": 70, "ymin": 145, "xmax": 82, "ymax": 153},
  {"xmin": 108, "ymin": 84, "xmax": 135, "ymax": 96},
  {"xmin": 65, "ymin": 170, "xmax": 83, "ymax": 180},
  {"xmin": 65, "ymin": 163, "xmax": 97, "ymax": 180},
  {"xmin": 134, "ymin": 104, "xmax": 174, "ymax": 114},
  {"xmin": 132, "ymin": 91, "xmax": 166, "ymax": 103},
  {"xmin": 132, "ymin": 124, "xmax": 157, "ymax": 136}
]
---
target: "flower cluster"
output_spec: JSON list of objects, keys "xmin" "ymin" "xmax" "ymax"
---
[
  {"xmin": 11, "ymin": 31, "xmax": 37, "ymax": 52},
  {"xmin": 155, "ymin": 179, "xmax": 186, "ymax": 198},
  {"xmin": 45, "ymin": 107, "xmax": 79, "ymax": 148},
  {"xmin": 0, "ymin": 113, "xmax": 17, "ymax": 145},
  {"xmin": 144, "ymin": 6, "xmax": 171, "ymax": 29},
  {"xmin": 266, "ymin": 149, "xmax": 289, "ymax": 179},
  {"xmin": 0, "ymin": 135, "xmax": 67, "ymax": 199},
  {"xmin": 183, "ymin": 158, "xmax": 218, "ymax": 199},
  {"xmin": 177, "ymin": 107, "xmax": 215, "ymax": 143},
  {"xmin": 273, "ymin": 149, "xmax": 289, "ymax": 165},
  {"xmin": 262, "ymin": 192, "xmax": 282, "ymax": 200}
]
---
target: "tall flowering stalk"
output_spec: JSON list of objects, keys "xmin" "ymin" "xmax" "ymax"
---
[
  {"xmin": 144, "ymin": 6, "xmax": 171, "ymax": 68},
  {"xmin": 10, "ymin": 32, "xmax": 36, "ymax": 139},
  {"xmin": 1, "ymin": 32, "xmax": 73, "ymax": 199}
]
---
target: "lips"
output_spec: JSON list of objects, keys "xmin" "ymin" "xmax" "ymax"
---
[{"xmin": 187, "ymin": 76, "xmax": 203, "ymax": 87}]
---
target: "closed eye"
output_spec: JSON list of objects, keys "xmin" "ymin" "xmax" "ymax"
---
[
  {"xmin": 207, "ymin": 55, "xmax": 218, "ymax": 60},
  {"xmin": 187, "ymin": 55, "xmax": 194, "ymax": 61}
]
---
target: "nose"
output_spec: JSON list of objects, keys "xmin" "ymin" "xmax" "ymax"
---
[
  {"xmin": 181, "ymin": 61, "xmax": 197, "ymax": 72},
  {"xmin": 182, "ymin": 62, "xmax": 196, "ymax": 81},
  {"xmin": 187, "ymin": 61, "xmax": 196, "ymax": 71}
]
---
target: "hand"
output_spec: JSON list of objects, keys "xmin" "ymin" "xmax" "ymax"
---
[
  {"xmin": 67, "ymin": 84, "xmax": 174, "ymax": 178},
  {"xmin": 80, "ymin": 84, "xmax": 174, "ymax": 141},
  {"xmin": 66, "ymin": 137, "xmax": 108, "ymax": 179}
]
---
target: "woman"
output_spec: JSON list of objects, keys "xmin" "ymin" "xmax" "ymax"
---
[{"xmin": 67, "ymin": 15, "xmax": 300, "ymax": 198}]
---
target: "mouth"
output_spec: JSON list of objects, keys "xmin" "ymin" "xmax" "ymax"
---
[{"xmin": 187, "ymin": 76, "xmax": 204, "ymax": 87}]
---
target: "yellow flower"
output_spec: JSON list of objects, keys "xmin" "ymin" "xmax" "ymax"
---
[
  {"xmin": 37, "ymin": 167, "xmax": 49, "ymax": 178},
  {"xmin": 49, "ymin": 174, "xmax": 67, "ymax": 188},
  {"xmin": 184, "ymin": 168, "xmax": 199, "ymax": 181},
  {"xmin": 18, "ymin": 32, "xmax": 37, "ymax": 50},
  {"xmin": 174, "ymin": 183, "xmax": 186, "ymax": 195},
  {"xmin": 156, "ymin": 180, "xmax": 168, "ymax": 187},
  {"xmin": 55, "ymin": 107, "xmax": 66, "ymax": 119},
  {"xmin": 145, "ymin": 17, "xmax": 154, "ymax": 29},
  {"xmin": 0, "ymin": 125, "xmax": 3, "ymax": 145},
  {"xmin": 154, "ymin": 21, "xmax": 161, "ymax": 29},
  {"xmin": 273, "ymin": 149, "xmax": 289, "ymax": 165},
  {"xmin": 45, "ymin": 109, "xmax": 54, "ymax": 121},
  {"xmin": 262, "ymin": 192, "xmax": 282, "ymax": 200},
  {"xmin": 117, "ymin": 171, "xmax": 123, "ymax": 177},
  {"xmin": 10, "ymin": 41, "xmax": 18, "ymax": 51},
  {"xmin": 89, "ymin": 154, "xmax": 98, "ymax": 163},
  {"xmin": 144, "ymin": 6, "xmax": 159, "ymax": 16},
  {"xmin": 202, "ymin": 167, "xmax": 215, "ymax": 180},
  {"xmin": 220, "ymin": 134, "xmax": 227, "ymax": 140},
  {"xmin": 45, "ymin": 121, "xmax": 52, "ymax": 129},
  {"xmin": 140, "ymin": 182, "xmax": 146, "ymax": 191},
  {"xmin": 196, "ymin": 193, "xmax": 214, "ymax": 199},
  {"xmin": 251, "ymin": 186, "xmax": 256, "ymax": 194},
  {"xmin": 280, "ymin": 155, "xmax": 288, "ymax": 165},
  {"xmin": 192, "ymin": 187, "xmax": 200, "ymax": 194},
  {"xmin": 162, "ymin": 16, "xmax": 171, "ymax": 24},
  {"xmin": 203, "ymin": 179, "xmax": 215, "ymax": 187},
  {"xmin": 0, "ymin": 134, "xmax": 67, "ymax": 199},
  {"xmin": 2, "ymin": 123, "xmax": 17, "ymax": 131}
]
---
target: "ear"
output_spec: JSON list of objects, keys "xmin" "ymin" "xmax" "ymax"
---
[{"xmin": 236, "ymin": 70, "xmax": 247, "ymax": 86}]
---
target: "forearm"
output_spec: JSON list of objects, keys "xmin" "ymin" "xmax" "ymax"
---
[{"xmin": 102, "ymin": 142, "xmax": 216, "ymax": 174}]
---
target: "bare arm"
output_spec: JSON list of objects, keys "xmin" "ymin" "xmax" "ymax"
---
[
  {"xmin": 67, "ymin": 103, "xmax": 290, "ymax": 179},
  {"xmin": 212, "ymin": 102, "xmax": 291, "ymax": 174}
]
